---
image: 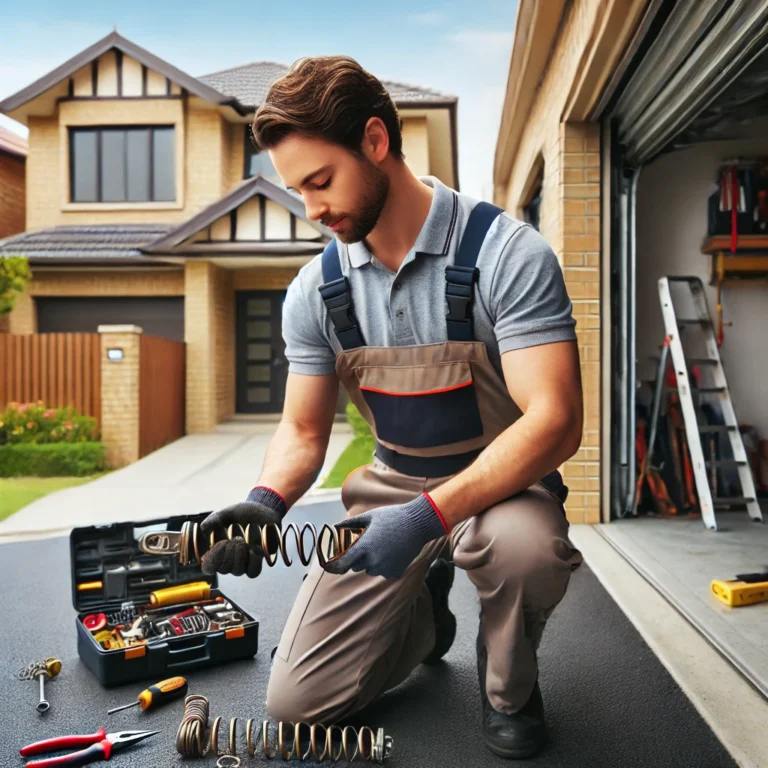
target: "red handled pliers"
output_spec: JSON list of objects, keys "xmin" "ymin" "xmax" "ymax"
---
[{"xmin": 19, "ymin": 728, "xmax": 157, "ymax": 767}]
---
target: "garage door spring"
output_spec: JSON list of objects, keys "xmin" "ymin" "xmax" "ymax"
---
[
  {"xmin": 139, "ymin": 520, "xmax": 362, "ymax": 568},
  {"xmin": 176, "ymin": 694, "xmax": 393, "ymax": 763}
]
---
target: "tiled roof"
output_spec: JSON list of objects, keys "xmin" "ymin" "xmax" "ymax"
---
[
  {"xmin": 0, "ymin": 224, "xmax": 173, "ymax": 262},
  {"xmin": 0, "ymin": 126, "xmax": 28, "ymax": 158},
  {"xmin": 198, "ymin": 62, "xmax": 455, "ymax": 108}
]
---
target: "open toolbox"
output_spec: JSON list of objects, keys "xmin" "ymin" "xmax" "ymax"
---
[{"xmin": 71, "ymin": 512, "xmax": 259, "ymax": 687}]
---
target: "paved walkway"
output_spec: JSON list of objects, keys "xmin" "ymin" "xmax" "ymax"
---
[{"xmin": 0, "ymin": 420, "xmax": 352, "ymax": 539}]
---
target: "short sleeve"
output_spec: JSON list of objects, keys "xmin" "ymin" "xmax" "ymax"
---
[
  {"xmin": 490, "ymin": 224, "xmax": 577, "ymax": 353},
  {"xmin": 282, "ymin": 271, "xmax": 337, "ymax": 375}
]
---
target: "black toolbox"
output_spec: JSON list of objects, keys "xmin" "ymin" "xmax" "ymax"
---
[{"xmin": 71, "ymin": 512, "xmax": 259, "ymax": 687}]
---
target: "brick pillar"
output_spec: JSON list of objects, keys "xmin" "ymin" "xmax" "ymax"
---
[
  {"xmin": 185, "ymin": 261, "xmax": 217, "ymax": 433},
  {"xmin": 99, "ymin": 325, "xmax": 142, "ymax": 468},
  {"xmin": 556, "ymin": 122, "xmax": 601, "ymax": 524}
]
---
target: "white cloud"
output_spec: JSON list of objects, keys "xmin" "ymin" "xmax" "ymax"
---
[{"xmin": 408, "ymin": 11, "xmax": 446, "ymax": 26}]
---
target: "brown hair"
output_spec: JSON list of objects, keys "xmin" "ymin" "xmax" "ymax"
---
[{"xmin": 251, "ymin": 56, "xmax": 404, "ymax": 160}]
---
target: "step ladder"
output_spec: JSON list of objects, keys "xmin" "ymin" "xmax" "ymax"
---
[{"xmin": 655, "ymin": 276, "xmax": 762, "ymax": 530}]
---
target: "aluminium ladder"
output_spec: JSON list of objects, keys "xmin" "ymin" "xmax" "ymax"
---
[{"xmin": 656, "ymin": 276, "xmax": 762, "ymax": 531}]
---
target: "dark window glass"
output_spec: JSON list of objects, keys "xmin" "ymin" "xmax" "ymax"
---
[
  {"xmin": 126, "ymin": 129, "xmax": 150, "ymax": 202},
  {"xmin": 100, "ymin": 130, "xmax": 126, "ymax": 202},
  {"xmin": 243, "ymin": 126, "xmax": 281, "ymax": 184},
  {"xmin": 523, "ymin": 166, "xmax": 543, "ymax": 233},
  {"xmin": 70, "ymin": 126, "xmax": 175, "ymax": 203},
  {"xmin": 71, "ymin": 130, "xmax": 98, "ymax": 202},
  {"xmin": 152, "ymin": 127, "xmax": 176, "ymax": 201}
]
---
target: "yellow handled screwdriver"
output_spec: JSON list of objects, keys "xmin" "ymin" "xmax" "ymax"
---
[{"xmin": 107, "ymin": 676, "xmax": 188, "ymax": 715}]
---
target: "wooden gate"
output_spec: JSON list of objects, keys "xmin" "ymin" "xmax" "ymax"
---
[
  {"xmin": 139, "ymin": 335, "xmax": 185, "ymax": 458},
  {"xmin": 0, "ymin": 333, "xmax": 101, "ymax": 420}
]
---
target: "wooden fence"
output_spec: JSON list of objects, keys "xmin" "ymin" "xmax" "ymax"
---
[
  {"xmin": 139, "ymin": 335, "xmax": 185, "ymax": 458},
  {"xmin": 0, "ymin": 333, "xmax": 101, "ymax": 421}
]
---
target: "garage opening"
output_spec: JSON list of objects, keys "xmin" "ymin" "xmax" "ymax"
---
[
  {"xmin": 599, "ymin": 0, "xmax": 768, "ymax": 700},
  {"xmin": 36, "ymin": 297, "xmax": 185, "ymax": 342}
]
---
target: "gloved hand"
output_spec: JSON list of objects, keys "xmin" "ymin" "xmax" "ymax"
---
[
  {"xmin": 323, "ymin": 493, "xmax": 449, "ymax": 579},
  {"xmin": 200, "ymin": 486, "xmax": 286, "ymax": 578}
]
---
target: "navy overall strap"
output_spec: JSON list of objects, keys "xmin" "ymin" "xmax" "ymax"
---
[
  {"xmin": 317, "ymin": 240, "xmax": 366, "ymax": 349},
  {"xmin": 445, "ymin": 201, "xmax": 504, "ymax": 342}
]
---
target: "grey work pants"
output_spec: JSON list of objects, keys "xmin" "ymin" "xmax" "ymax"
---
[{"xmin": 266, "ymin": 459, "xmax": 583, "ymax": 723}]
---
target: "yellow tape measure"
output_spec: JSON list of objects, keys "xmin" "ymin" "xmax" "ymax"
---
[{"xmin": 711, "ymin": 578, "xmax": 768, "ymax": 607}]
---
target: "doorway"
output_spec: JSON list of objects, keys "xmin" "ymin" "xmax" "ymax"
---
[{"xmin": 235, "ymin": 291, "xmax": 288, "ymax": 413}]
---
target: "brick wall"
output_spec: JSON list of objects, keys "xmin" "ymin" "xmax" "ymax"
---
[
  {"xmin": 0, "ymin": 151, "xmax": 25, "ymax": 238},
  {"xmin": 100, "ymin": 326, "xmax": 141, "ymax": 467},
  {"xmin": 29, "ymin": 269, "xmax": 185, "ymax": 296},
  {"xmin": 213, "ymin": 266, "xmax": 235, "ymax": 420},
  {"xmin": 7, "ymin": 290, "xmax": 36, "ymax": 334},
  {"xmin": 501, "ymin": 0, "xmax": 604, "ymax": 524},
  {"xmin": 232, "ymin": 266, "xmax": 301, "ymax": 291}
]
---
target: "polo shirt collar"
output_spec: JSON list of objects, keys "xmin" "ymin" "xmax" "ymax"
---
[{"xmin": 346, "ymin": 176, "xmax": 457, "ymax": 269}]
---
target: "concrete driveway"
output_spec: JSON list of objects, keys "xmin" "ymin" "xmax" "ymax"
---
[{"xmin": 0, "ymin": 420, "xmax": 353, "ymax": 540}]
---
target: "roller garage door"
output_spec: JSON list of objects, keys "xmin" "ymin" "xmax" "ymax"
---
[{"xmin": 36, "ymin": 297, "xmax": 184, "ymax": 341}]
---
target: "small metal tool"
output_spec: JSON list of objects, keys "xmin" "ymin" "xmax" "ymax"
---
[{"xmin": 17, "ymin": 658, "xmax": 61, "ymax": 714}]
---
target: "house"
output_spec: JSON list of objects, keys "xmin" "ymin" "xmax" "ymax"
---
[
  {"xmin": 0, "ymin": 125, "xmax": 27, "ymax": 239},
  {"xmin": 0, "ymin": 31, "xmax": 458, "ymax": 433},
  {"xmin": 493, "ymin": 0, "xmax": 768, "ymax": 719}
]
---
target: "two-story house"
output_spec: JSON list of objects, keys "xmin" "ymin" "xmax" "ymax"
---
[{"xmin": 0, "ymin": 31, "xmax": 458, "ymax": 433}]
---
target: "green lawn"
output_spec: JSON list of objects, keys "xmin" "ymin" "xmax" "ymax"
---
[
  {"xmin": 0, "ymin": 475, "xmax": 104, "ymax": 523},
  {"xmin": 319, "ymin": 435, "xmax": 375, "ymax": 488}
]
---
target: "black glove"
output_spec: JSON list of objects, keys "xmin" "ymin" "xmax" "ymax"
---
[{"xmin": 200, "ymin": 487, "xmax": 286, "ymax": 578}]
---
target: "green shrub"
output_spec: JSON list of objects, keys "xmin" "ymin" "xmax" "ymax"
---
[
  {"xmin": 345, "ymin": 400, "xmax": 372, "ymax": 439},
  {"xmin": 0, "ymin": 256, "xmax": 32, "ymax": 314},
  {"xmin": 0, "ymin": 442, "xmax": 106, "ymax": 477},
  {"xmin": 0, "ymin": 401, "xmax": 99, "ymax": 445}
]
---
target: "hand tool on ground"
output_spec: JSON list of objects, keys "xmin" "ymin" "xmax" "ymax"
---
[
  {"xmin": 107, "ymin": 676, "xmax": 188, "ymax": 715},
  {"xmin": 20, "ymin": 728, "xmax": 157, "ymax": 767},
  {"xmin": 712, "ymin": 571, "xmax": 768, "ymax": 606},
  {"xmin": 17, "ymin": 658, "xmax": 61, "ymax": 714}
]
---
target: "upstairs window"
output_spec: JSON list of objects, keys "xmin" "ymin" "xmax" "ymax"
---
[
  {"xmin": 243, "ymin": 126, "xmax": 281, "ymax": 184},
  {"xmin": 70, "ymin": 126, "xmax": 175, "ymax": 203},
  {"xmin": 523, "ymin": 168, "xmax": 543, "ymax": 232}
]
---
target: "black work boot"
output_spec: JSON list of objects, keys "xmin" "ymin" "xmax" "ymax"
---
[
  {"xmin": 422, "ymin": 557, "xmax": 457, "ymax": 664},
  {"xmin": 477, "ymin": 623, "xmax": 547, "ymax": 758}
]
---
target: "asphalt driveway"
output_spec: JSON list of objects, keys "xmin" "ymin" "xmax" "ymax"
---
[{"xmin": 0, "ymin": 420, "xmax": 353, "ymax": 540}]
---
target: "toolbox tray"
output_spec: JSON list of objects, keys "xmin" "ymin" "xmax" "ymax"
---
[{"xmin": 71, "ymin": 512, "xmax": 259, "ymax": 688}]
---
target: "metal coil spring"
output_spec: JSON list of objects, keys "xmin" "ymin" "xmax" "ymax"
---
[
  {"xmin": 141, "ymin": 520, "xmax": 361, "ymax": 568},
  {"xmin": 176, "ymin": 694, "xmax": 393, "ymax": 763}
]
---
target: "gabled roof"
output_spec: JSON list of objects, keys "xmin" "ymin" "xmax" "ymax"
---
[
  {"xmin": 0, "ymin": 224, "xmax": 174, "ymax": 264},
  {"xmin": 144, "ymin": 174, "xmax": 331, "ymax": 254},
  {"xmin": 0, "ymin": 31, "xmax": 250, "ymax": 116},
  {"xmin": 0, "ymin": 126, "xmax": 28, "ymax": 158},
  {"xmin": 199, "ymin": 62, "xmax": 457, "ymax": 109}
]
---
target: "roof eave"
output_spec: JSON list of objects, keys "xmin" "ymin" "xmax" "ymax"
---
[{"xmin": 0, "ymin": 30, "xmax": 247, "ymax": 117}]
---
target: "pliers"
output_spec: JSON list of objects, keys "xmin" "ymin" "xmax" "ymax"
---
[{"xmin": 19, "ymin": 728, "xmax": 157, "ymax": 767}]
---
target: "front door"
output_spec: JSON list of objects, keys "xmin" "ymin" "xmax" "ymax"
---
[{"xmin": 236, "ymin": 291, "xmax": 288, "ymax": 413}]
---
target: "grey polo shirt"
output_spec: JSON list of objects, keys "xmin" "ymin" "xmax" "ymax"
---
[{"xmin": 282, "ymin": 176, "xmax": 577, "ymax": 379}]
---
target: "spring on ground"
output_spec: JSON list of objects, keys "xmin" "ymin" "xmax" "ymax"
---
[
  {"xmin": 175, "ymin": 695, "xmax": 392, "ymax": 763},
  {"xmin": 144, "ymin": 519, "xmax": 361, "ymax": 568}
]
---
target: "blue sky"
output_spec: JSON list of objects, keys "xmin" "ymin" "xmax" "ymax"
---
[{"xmin": 0, "ymin": 1, "xmax": 518, "ymax": 199}]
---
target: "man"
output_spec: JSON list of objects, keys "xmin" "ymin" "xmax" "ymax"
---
[{"xmin": 200, "ymin": 55, "xmax": 584, "ymax": 759}]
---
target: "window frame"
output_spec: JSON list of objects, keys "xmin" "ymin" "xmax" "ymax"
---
[{"xmin": 68, "ymin": 125, "xmax": 176, "ymax": 204}]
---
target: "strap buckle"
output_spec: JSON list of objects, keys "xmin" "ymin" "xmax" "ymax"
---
[
  {"xmin": 445, "ymin": 265, "xmax": 479, "ymax": 324},
  {"xmin": 318, "ymin": 277, "xmax": 365, "ymax": 348}
]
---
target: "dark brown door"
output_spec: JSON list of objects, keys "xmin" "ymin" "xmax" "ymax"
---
[{"xmin": 236, "ymin": 291, "xmax": 288, "ymax": 413}]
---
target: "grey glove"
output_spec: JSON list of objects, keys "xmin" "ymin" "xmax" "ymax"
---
[
  {"xmin": 323, "ymin": 493, "xmax": 448, "ymax": 579},
  {"xmin": 200, "ymin": 487, "xmax": 286, "ymax": 578}
]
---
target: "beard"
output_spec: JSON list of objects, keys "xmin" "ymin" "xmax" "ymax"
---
[{"xmin": 324, "ymin": 158, "xmax": 389, "ymax": 244}]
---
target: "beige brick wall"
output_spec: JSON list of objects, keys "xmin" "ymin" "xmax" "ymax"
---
[
  {"xmin": 232, "ymin": 267, "xmax": 300, "ymax": 291},
  {"xmin": 0, "ymin": 151, "xmax": 25, "ymax": 238},
  {"xmin": 185, "ymin": 261, "xmax": 235, "ymax": 430},
  {"xmin": 7, "ymin": 290, "xmax": 36, "ymax": 334},
  {"xmin": 29, "ymin": 269, "xmax": 185, "ymax": 296},
  {"xmin": 223, "ymin": 121, "xmax": 246, "ymax": 193},
  {"xmin": 100, "ymin": 326, "xmax": 141, "ymax": 467},
  {"xmin": 26, "ymin": 99, "xmax": 233, "ymax": 229},
  {"xmin": 213, "ymin": 267, "xmax": 235, "ymax": 420},
  {"xmin": 500, "ymin": 0, "xmax": 604, "ymax": 524}
]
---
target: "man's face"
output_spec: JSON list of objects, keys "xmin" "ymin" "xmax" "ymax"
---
[{"xmin": 269, "ymin": 134, "xmax": 389, "ymax": 244}]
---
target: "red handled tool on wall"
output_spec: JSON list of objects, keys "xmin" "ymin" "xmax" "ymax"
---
[{"xmin": 19, "ymin": 728, "xmax": 157, "ymax": 767}]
